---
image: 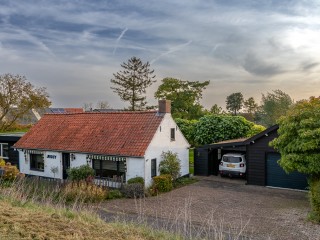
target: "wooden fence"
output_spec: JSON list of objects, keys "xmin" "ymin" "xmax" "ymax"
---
[{"xmin": 31, "ymin": 176, "xmax": 124, "ymax": 189}]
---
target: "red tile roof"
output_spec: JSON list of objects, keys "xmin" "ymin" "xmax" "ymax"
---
[
  {"xmin": 64, "ymin": 108, "xmax": 84, "ymax": 113},
  {"xmin": 14, "ymin": 111, "xmax": 164, "ymax": 157}
]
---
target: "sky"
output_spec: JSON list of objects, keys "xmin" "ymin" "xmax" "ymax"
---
[{"xmin": 0, "ymin": 0, "xmax": 319, "ymax": 109}]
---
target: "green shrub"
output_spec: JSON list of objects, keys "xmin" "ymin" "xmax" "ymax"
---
[
  {"xmin": 121, "ymin": 183, "xmax": 145, "ymax": 198},
  {"xmin": 107, "ymin": 189, "xmax": 123, "ymax": 200},
  {"xmin": 159, "ymin": 151, "xmax": 181, "ymax": 180},
  {"xmin": 309, "ymin": 178, "xmax": 320, "ymax": 222},
  {"xmin": 127, "ymin": 176, "xmax": 144, "ymax": 185},
  {"xmin": 152, "ymin": 174, "xmax": 173, "ymax": 194},
  {"xmin": 67, "ymin": 165, "xmax": 95, "ymax": 182}
]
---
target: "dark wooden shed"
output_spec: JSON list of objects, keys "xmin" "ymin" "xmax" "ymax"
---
[
  {"xmin": 0, "ymin": 133, "xmax": 24, "ymax": 168},
  {"xmin": 194, "ymin": 125, "xmax": 308, "ymax": 190}
]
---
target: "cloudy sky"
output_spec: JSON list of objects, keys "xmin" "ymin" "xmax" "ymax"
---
[{"xmin": 0, "ymin": 0, "xmax": 319, "ymax": 109}]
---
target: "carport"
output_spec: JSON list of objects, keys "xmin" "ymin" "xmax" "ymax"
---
[
  {"xmin": 194, "ymin": 138, "xmax": 247, "ymax": 177},
  {"xmin": 194, "ymin": 125, "xmax": 309, "ymax": 190}
]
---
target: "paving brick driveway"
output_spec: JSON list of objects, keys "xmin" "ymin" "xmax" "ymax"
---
[{"xmin": 100, "ymin": 176, "xmax": 320, "ymax": 240}]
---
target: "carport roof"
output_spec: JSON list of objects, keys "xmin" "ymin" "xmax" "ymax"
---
[
  {"xmin": 202, "ymin": 138, "xmax": 248, "ymax": 149},
  {"xmin": 200, "ymin": 125, "xmax": 279, "ymax": 149}
]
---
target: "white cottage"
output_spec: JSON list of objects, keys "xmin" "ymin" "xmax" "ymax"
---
[{"xmin": 14, "ymin": 100, "xmax": 190, "ymax": 186}]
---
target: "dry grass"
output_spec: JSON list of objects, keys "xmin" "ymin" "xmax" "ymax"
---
[
  {"xmin": 0, "ymin": 197, "xmax": 181, "ymax": 240},
  {"xmin": 0, "ymin": 178, "xmax": 181, "ymax": 240}
]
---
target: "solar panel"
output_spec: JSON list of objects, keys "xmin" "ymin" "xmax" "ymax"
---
[{"xmin": 51, "ymin": 108, "xmax": 66, "ymax": 113}]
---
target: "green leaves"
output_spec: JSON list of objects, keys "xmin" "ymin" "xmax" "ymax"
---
[
  {"xmin": 270, "ymin": 96, "xmax": 320, "ymax": 175},
  {"xmin": 256, "ymin": 89, "xmax": 293, "ymax": 127},
  {"xmin": 154, "ymin": 77, "xmax": 210, "ymax": 119},
  {"xmin": 176, "ymin": 115, "xmax": 264, "ymax": 146},
  {"xmin": 159, "ymin": 151, "xmax": 181, "ymax": 180},
  {"xmin": 67, "ymin": 165, "xmax": 95, "ymax": 182},
  {"xmin": 193, "ymin": 115, "xmax": 253, "ymax": 145},
  {"xmin": 226, "ymin": 92, "xmax": 244, "ymax": 115},
  {"xmin": 0, "ymin": 73, "xmax": 51, "ymax": 131}
]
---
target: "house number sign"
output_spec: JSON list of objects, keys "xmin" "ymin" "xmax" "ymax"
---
[{"xmin": 47, "ymin": 155, "xmax": 57, "ymax": 159}]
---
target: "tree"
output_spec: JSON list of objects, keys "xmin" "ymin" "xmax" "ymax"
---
[
  {"xmin": 159, "ymin": 151, "xmax": 181, "ymax": 180},
  {"xmin": 242, "ymin": 97, "xmax": 258, "ymax": 122},
  {"xmin": 0, "ymin": 73, "xmax": 51, "ymax": 131},
  {"xmin": 270, "ymin": 96, "xmax": 320, "ymax": 175},
  {"xmin": 226, "ymin": 92, "xmax": 244, "ymax": 115},
  {"xmin": 111, "ymin": 57, "xmax": 156, "ymax": 111},
  {"xmin": 154, "ymin": 77, "xmax": 210, "ymax": 119},
  {"xmin": 193, "ymin": 115, "xmax": 253, "ymax": 145},
  {"xmin": 256, "ymin": 89, "xmax": 293, "ymax": 127},
  {"xmin": 83, "ymin": 102, "xmax": 93, "ymax": 111},
  {"xmin": 244, "ymin": 97, "xmax": 258, "ymax": 114},
  {"xmin": 270, "ymin": 96, "xmax": 320, "ymax": 221},
  {"xmin": 210, "ymin": 104, "xmax": 224, "ymax": 114},
  {"xmin": 96, "ymin": 101, "xmax": 110, "ymax": 109}
]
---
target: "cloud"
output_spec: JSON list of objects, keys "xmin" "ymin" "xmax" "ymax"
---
[
  {"xmin": 113, "ymin": 27, "xmax": 128, "ymax": 55},
  {"xmin": 300, "ymin": 61, "xmax": 319, "ymax": 71},
  {"xmin": 242, "ymin": 54, "xmax": 284, "ymax": 77},
  {"xmin": 0, "ymin": 0, "xmax": 319, "ymax": 109},
  {"xmin": 150, "ymin": 40, "xmax": 192, "ymax": 64}
]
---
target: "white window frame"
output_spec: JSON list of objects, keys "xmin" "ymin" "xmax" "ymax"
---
[{"xmin": 0, "ymin": 143, "xmax": 9, "ymax": 159}]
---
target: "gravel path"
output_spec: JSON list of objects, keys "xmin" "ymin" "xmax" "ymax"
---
[{"xmin": 99, "ymin": 176, "xmax": 320, "ymax": 240}]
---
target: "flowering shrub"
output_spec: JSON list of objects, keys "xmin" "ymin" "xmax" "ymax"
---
[{"xmin": 0, "ymin": 161, "xmax": 20, "ymax": 181}]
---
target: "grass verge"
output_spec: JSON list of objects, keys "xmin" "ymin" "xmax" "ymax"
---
[
  {"xmin": 189, "ymin": 148, "xmax": 194, "ymax": 175},
  {"xmin": 0, "ymin": 196, "xmax": 181, "ymax": 240}
]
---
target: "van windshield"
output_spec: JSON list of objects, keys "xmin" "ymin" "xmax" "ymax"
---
[{"xmin": 222, "ymin": 156, "xmax": 242, "ymax": 163}]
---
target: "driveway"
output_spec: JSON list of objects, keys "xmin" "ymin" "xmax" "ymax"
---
[{"xmin": 99, "ymin": 176, "xmax": 320, "ymax": 240}]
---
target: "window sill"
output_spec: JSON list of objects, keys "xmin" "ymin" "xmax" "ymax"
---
[{"xmin": 30, "ymin": 169, "xmax": 45, "ymax": 172}]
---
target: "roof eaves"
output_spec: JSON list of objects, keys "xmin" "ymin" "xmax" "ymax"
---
[
  {"xmin": 243, "ymin": 124, "xmax": 279, "ymax": 145},
  {"xmin": 13, "ymin": 147, "xmax": 145, "ymax": 158}
]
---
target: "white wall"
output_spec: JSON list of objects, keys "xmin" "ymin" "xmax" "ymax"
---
[
  {"xmin": 18, "ymin": 150, "xmax": 62, "ymax": 179},
  {"xmin": 144, "ymin": 113, "xmax": 190, "ymax": 186},
  {"xmin": 18, "ymin": 151, "xmax": 91, "ymax": 179},
  {"xmin": 126, "ymin": 157, "xmax": 144, "ymax": 182},
  {"xmin": 70, "ymin": 153, "xmax": 87, "ymax": 168}
]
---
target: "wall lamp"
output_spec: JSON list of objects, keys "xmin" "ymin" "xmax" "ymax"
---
[{"xmin": 70, "ymin": 153, "xmax": 76, "ymax": 161}]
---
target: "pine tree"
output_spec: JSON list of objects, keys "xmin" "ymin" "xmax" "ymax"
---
[{"xmin": 111, "ymin": 57, "xmax": 156, "ymax": 111}]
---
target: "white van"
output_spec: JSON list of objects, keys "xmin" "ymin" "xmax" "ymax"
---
[{"xmin": 219, "ymin": 153, "xmax": 246, "ymax": 178}]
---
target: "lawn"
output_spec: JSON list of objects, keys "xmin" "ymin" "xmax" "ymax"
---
[{"xmin": 189, "ymin": 148, "xmax": 194, "ymax": 174}]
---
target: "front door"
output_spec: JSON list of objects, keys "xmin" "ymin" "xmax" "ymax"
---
[{"xmin": 62, "ymin": 153, "xmax": 70, "ymax": 179}]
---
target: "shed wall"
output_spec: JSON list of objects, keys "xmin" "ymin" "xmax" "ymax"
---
[
  {"xmin": 0, "ymin": 136, "xmax": 21, "ymax": 168},
  {"xmin": 246, "ymin": 130, "xmax": 278, "ymax": 186},
  {"xmin": 194, "ymin": 148, "xmax": 209, "ymax": 176}
]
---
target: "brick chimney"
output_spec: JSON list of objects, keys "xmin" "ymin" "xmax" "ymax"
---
[{"xmin": 158, "ymin": 100, "xmax": 171, "ymax": 113}]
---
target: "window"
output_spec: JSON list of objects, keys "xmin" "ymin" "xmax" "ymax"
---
[
  {"xmin": 30, "ymin": 153, "xmax": 44, "ymax": 171},
  {"xmin": 222, "ymin": 156, "xmax": 242, "ymax": 163},
  {"xmin": 151, "ymin": 158, "xmax": 157, "ymax": 178},
  {"xmin": 170, "ymin": 128, "xmax": 175, "ymax": 141},
  {"xmin": 92, "ymin": 160, "xmax": 125, "ymax": 179},
  {"xmin": 0, "ymin": 143, "xmax": 9, "ymax": 159}
]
